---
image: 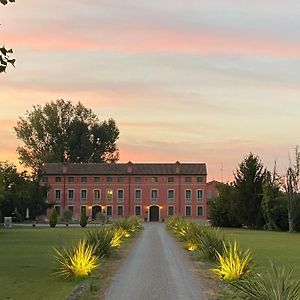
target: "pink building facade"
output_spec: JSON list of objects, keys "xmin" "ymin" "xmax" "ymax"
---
[{"xmin": 43, "ymin": 162, "xmax": 217, "ymax": 221}]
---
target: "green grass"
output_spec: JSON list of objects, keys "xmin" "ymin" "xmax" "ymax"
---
[
  {"xmin": 0, "ymin": 227, "xmax": 94, "ymax": 300},
  {"xmin": 221, "ymin": 228, "xmax": 300, "ymax": 278}
]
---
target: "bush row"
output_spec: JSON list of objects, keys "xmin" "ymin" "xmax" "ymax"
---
[
  {"xmin": 167, "ymin": 216, "xmax": 300, "ymax": 299},
  {"xmin": 53, "ymin": 216, "xmax": 143, "ymax": 278}
]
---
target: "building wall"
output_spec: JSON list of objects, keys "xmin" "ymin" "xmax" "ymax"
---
[{"xmin": 46, "ymin": 173, "xmax": 213, "ymax": 221}]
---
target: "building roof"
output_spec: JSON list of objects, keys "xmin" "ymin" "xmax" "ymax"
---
[{"xmin": 43, "ymin": 162, "xmax": 207, "ymax": 176}]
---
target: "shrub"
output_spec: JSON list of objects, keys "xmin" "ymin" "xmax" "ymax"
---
[
  {"xmin": 49, "ymin": 208, "xmax": 57, "ymax": 228},
  {"xmin": 212, "ymin": 241, "xmax": 253, "ymax": 281},
  {"xmin": 54, "ymin": 240, "xmax": 98, "ymax": 278},
  {"xmin": 80, "ymin": 207, "xmax": 87, "ymax": 228},
  {"xmin": 231, "ymin": 261, "xmax": 300, "ymax": 300},
  {"xmin": 86, "ymin": 227, "xmax": 115, "ymax": 258},
  {"xmin": 63, "ymin": 209, "xmax": 73, "ymax": 226},
  {"xmin": 95, "ymin": 212, "xmax": 106, "ymax": 224}
]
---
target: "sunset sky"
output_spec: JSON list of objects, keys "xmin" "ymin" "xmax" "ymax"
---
[{"xmin": 1, "ymin": 0, "xmax": 299, "ymax": 181}]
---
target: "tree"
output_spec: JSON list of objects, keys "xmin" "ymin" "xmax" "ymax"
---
[
  {"xmin": 208, "ymin": 183, "xmax": 241, "ymax": 227},
  {"xmin": 234, "ymin": 153, "xmax": 267, "ymax": 228},
  {"xmin": 80, "ymin": 207, "xmax": 87, "ymax": 228},
  {"xmin": 0, "ymin": 161, "xmax": 49, "ymax": 220},
  {"xmin": 1, "ymin": 0, "xmax": 16, "ymax": 73},
  {"xmin": 50, "ymin": 208, "xmax": 57, "ymax": 227},
  {"xmin": 262, "ymin": 165, "xmax": 288, "ymax": 231},
  {"xmin": 63, "ymin": 209, "xmax": 73, "ymax": 226},
  {"xmin": 285, "ymin": 147, "xmax": 300, "ymax": 232},
  {"xmin": 0, "ymin": 0, "xmax": 15, "ymax": 5},
  {"xmin": 14, "ymin": 100, "xmax": 120, "ymax": 175}
]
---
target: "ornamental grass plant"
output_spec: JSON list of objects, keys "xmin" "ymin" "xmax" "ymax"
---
[
  {"xmin": 86, "ymin": 227, "xmax": 116, "ymax": 258},
  {"xmin": 212, "ymin": 241, "xmax": 253, "ymax": 281},
  {"xmin": 112, "ymin": 216, "xmax": 143, "ymax": 237},
  {"xmin": 196, "ymin": 227, "xmax": 224, "ymax": 261},
  {"xmin": 54, "ymin": 240, "xmax": 99, "ymax": 278},
  {"xmin": 230, "ymin": 261, "xmax": 300, "ymax": 300}
]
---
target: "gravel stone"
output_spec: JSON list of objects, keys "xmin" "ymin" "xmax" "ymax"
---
[{"xmin": 105, "ymin": 223, "xmax": 207, "ymax": 300}]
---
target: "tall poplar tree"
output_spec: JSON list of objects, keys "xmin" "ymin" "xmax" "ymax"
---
[{"xmin": 234, "ymin": 153, "xmax": 267, "ymax": 228}]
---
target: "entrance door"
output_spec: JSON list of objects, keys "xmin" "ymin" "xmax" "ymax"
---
[
  {"xmin": 149, "ymin": 205, "xmax": 159, "ymax": 222},
  {"xmin": 92, "ymin": 205, "xmax": 102, "ymax": 220}
]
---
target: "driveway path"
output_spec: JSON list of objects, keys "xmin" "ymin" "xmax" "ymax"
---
[{"xmin": 105, "ymin": 222, "xmax": 207, "ymax": 300}]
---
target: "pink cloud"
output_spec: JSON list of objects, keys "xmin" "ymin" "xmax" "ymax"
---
[{"xmin": 3, "ymin": 26, "xmax": 300, "ymax": 58}]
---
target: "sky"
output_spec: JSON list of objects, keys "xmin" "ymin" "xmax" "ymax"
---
[{"xmin": 0, "ymin": 0, "xmax": 300, "ymax": 182}]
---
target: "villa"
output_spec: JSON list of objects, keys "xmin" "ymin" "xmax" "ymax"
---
[{"xmin": 42, "ymin": 161, "xmax": 219, "ymax": 221}]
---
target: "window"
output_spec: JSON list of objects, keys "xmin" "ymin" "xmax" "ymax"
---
[
  {"xmin": 68, "ymin": 189, "xmax": 74, "ymax": 202},
  {"xmin": 117, "ymin": 177, "xmax": 124, "ymax": 183},
  {"xmin": 168, "ymin": 206, "xmax": 174, "ymax": 216},
  {"xmin": 68, "ymin": 176, "xmax": 74, "ymax": 183},
  {"xmin": 94, "ymin": 176, "xmax": 100, "ymax": 183},
  {"xmin": 106, "ymin": 205, "xmax": 112, "ymax": 216},
  {"xmin": 151, "ymin": 189, "xmax": 158, "ymax": 200},
  {"xmin": 81, "ymin": 176, "xmax": 87, "ymax": 183},
  {"xmin": 106, "ymin": 177, "xmax": 113, "ymax": 183},
  {"xmin": 197, "ymin": 189, "xmax": 203, "ymax": 201},
  {"xmin": 135, "ymin": 206, "xmax": 141, "ymax": 216},
  {"xmin": 151, "ymin": 177, "xmax": 158, "ymax": 183},
  {"xmin": 106, "ymin": 189, "xmax": 113, "ymax": 201},
  {"xmin": 55, "ymin": 177, "xmax": 61, "ymax": 183},
  {"xmin": 80, "ymin": 189, "xmax": 87, "ymax": 202},
  {"xmin": 117, "ymin": 205, "xmax": 124, "ymax": 216},
  {"xmin": 54, "ymin": 206, "xmax": 60, "ymax": 216},
  {"xmin": 197, "ymin": 206, "xmax": 203, "ymax": 217},
  {"xmin": 168, "ymin": 177, "xmax": 174, "ymax": 183},
  {"xmin": 168, "ymin": 189, "xmax": 175, "ymax": 201},
  {"xmin": 185, "ymin": 206, "xmax": 191, "ymax": 216},
  {"xmin": 68, "ymin": 206, "xmax": 73, "ymax": 213},
  {"xmin": 80, "ymin": 206, "xmax": 86, "ymax": 214},
  {"xmin": 185, "ymin": 189, "xmax": 192, "ymax": 201},
  {"xmin": 197, "ymin": 176, "xmax": 204, "ymax": 183},
  {"xmin": 54, "ymin": 189, "xmax": 61, "ymax": 201},
  {"xmin": 117, "ymin": 189, "xmax": 124, "ymax": 202},
  {"xmin": 135, "ymin": 189, "xmax": 142, "ymax": 202},
  {"xmin": 185, "ymin": 177, "xmax": 192, "ymax": 183},
  {"xmin": 135, "ymin": 177, "xmax": 141, "ymax": 183},
  {"xmin": 93, "ymin": 189, "xmax": 100, "ymax": 203}
]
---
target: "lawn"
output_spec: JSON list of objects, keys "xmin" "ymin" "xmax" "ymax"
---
[
  {"xmin": 0, "ymin": 226, "xmax": 96, "ymax": 300},
  {"xmin": 221, "ymin": 228, "xmax": 300, "ymax": 278}
]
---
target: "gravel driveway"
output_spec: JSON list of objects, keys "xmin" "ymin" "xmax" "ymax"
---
[{"xmin": 105, "ymin": 222, "xmax": 207, "ymax": 300}]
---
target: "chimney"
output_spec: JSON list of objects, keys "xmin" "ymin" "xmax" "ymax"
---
[
  {"xmin": 127, "ymin": 161, "xmax": 133, "ymax": 174},
  {"xmin": 62, "ymin": 163, "xmax": 68, "ymax": 174}
]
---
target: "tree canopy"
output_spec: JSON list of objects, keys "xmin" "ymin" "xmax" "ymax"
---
[
  {"xmin": 0, "ymin": 0, "xmax": 15, "ymax": 73},
  {"xmin": 14, "ymin": 100, "xmax": 120, "ymax": 175},
  {"xmin": 0, "ymin": 0, "xmax": 15, "ymax": 5},
  {"xmin": 234, "ymin": 153, "xmax": 267, "ymax": 228},
  {"xmin": 0, "ymin": 161, "xmax": 49, "ymax": 221}
]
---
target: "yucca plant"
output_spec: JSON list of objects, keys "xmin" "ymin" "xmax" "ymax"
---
[
  {"xmin": 111, "ymin": 228, "xmax": 125, "ymax": 248},
  {"xmin": 196, "ymin": 227, "xmax": 224, "ymax": 261},
  {"xmin": 183, "ymin": 222, "xmax": 204, "ymax": 251},
  {"xmin": 113, "ymin": 216, "xmax": 142, "ymax": 237},
  {"xmin": 86, "ymin": 227, "xmax": 115, "ymax": 258},
  {"xmin": 54, "ymin": 240, "xmax": 99, "ymax": 278},
  {"xmin": 231, "ymin": 261, "xmax": 300, "ymax": 300},
  {"xmin": 212, "ymin": 241, "xmax": 253, "ymax": 281}
]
